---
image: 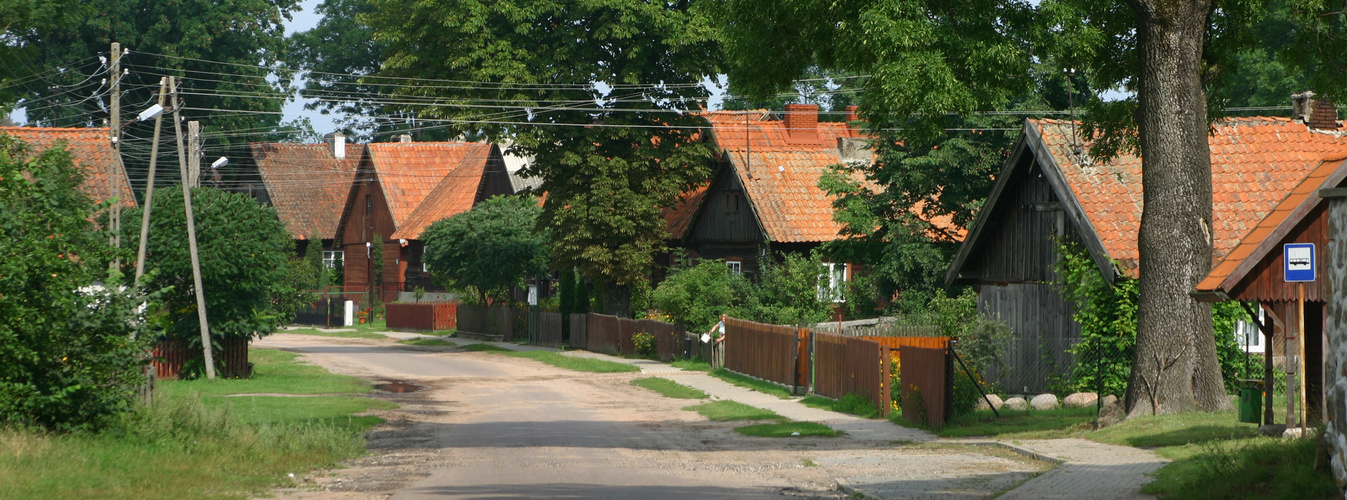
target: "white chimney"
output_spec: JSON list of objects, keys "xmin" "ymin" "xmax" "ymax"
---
[
  {"xmin": 399, "ymin": 134, "xmax": 413, "ymax": 143},
  {"xmin": 324, "ymin": 132, "xmax": 346, "ymax": 159}
]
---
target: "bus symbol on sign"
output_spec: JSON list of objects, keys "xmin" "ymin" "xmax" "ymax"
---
[{"xmin": 1284, "ymin": 243, "xmax": 1315, "ymax": 282}]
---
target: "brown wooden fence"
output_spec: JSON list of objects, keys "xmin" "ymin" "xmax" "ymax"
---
[
  {"xmin": 533, "ymin": 311, "xmax": 565, "ymax": 347},
  {"xmin": 723, "ymin": 317, "xmax": 805, "ymax": 390},
  {"xmin": 153, "ymin": 337, "xmax": 250, "ymax": 379},
  {"xmin": 457, "ymin": 305, "xmax": 514, "ymax": 339},
  {"xmin": 570, "ymin": 314, "xmax": 686, "ymax": 359},
  {"xmin": 570, "ymin": 313, "xmax": 588, "ymax": 349},
  {"xmin": 899, "ymin": 345, "xmax": 950, "ymax": 427},
  {"xmin": 813, "ymin": 333, "xmax": 892, "ymax": 416},
  {"xmin": 863, "ymin": 336, "xmax": 950, "ymax": 366},
  {"xmin": 634, "ymin": 319, "xmax": 687, "ymax": 362},
  {"xmin": 386, "ymin": 302, "xmax": 457, "ymax": 331},
  {"xmin": 585, "ymin": 313, "xmax": 621, "ymax": 354}
]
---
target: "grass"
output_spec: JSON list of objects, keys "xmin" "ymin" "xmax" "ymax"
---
[
  {"xmin": 709, "ymin": 368, "xmax": 794, "ymax": 399},
  {"xmin": 736, "ymin": 421, "xmax": 842, "ymax": 437},
  {"xmin": 0, "ymin": 347, "xmax": 391, "ymax": 499},
  {"xmin": 896, "ymin": 406, "xmax": 1098, "ymax": 438},
  {"xmin": 282, "ymin": 318, "xmax": 390, "ymax": 339},
  {"xmin": 683, "ymin": 400, "xmax": 787, "ymax": 422},
  {"xmin": 802, "ymin": 393, "xmax": 882, "ymax": 419},
  {"xmin": 398, "ymin": 337, "xmax": 454, "ymax": 346},
  {"xmin": 631, "ymin": 377, "xmax": 708, "ymax": 399},
  {"xmin": 467, "ymin": 344, "xmax": 641, "ymax": 373},
  {"xmin": 671, "ymin": 359, "xmax": 712, "ymax": 371}
]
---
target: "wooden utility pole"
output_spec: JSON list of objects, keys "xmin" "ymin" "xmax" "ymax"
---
[
  {"xmin": 172, "ymin": 81, "xmax": 216, "ymax": 380},
  {"xmin": 134, "ymin": 77, "xmax": 168, "ymax": 282},
  {"xmin": 108, "ymin": 42, "xmax": 122, "ymax": 257},
  {"xmin": 188, "ymin": 121, "xmax": 201, "ymax": 188}
]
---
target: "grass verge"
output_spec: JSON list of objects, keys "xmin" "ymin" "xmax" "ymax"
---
[
  {"xmin": 282, "ymin": 318, "xmax": 389, "ymax": 339},
  {"xmin": 398, "ymin": 338, "xmax": 454, "ymax": 346},
  {"xmin": 467, "ymin": 344, "xmax": 640, "ymax": 373},
  {"xmin": 801, "ymin": 393, "xmax": 881, "ymax": 419},
  {"xmin": 631, "ymin": 378, "xmax": 708, "ymax": 399},
  {"xmin": 671, "ymin": 359, "xmax": 712, "ymax": 371},
  {"xmin": 0, "ymin": 347, "xmax": 389, "ymax": 499},
  {"xmin": 709, "ymin": 368, "xmax": 794, "ymax": 399},
  {"xmin": 735, "ymin": 422, "xmax": 842, "ymax": 438},
  {"xmin": 683, "ymin": 400, "xmax": 787, "ymax": 422}
]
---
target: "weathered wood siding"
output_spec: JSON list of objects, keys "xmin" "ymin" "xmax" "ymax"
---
[
  {"xmin": 977, "ymin": 283, "xmax": 1080, "ymax": 393},
  {"xmin": 339, "ymin": 166, "xmax": 398, "ymax": 290},
  {"xmin": 692, "ymin": 164, "xmax": 761, "ymax": 243},
  {"xmin": 965, "ymin": 156, "xmax": 1075, "ymax": 284},
  {"xmin": 1231, "ymin": 205, "xmax": 1328, "ymax": 302}
]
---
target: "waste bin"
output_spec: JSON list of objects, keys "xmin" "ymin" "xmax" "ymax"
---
[{"xmin": 1238, "ymin": 379, "xmax": 1263, "ymax": 424}]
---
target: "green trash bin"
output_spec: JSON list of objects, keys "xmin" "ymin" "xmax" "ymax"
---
[{"xmin": 1238, "ymin": 379, "xmax": 1263, "ymax": 424}]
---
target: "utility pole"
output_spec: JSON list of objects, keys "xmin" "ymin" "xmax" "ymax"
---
[
  {"xmin": 188, "ymin": 121, "xmax": 201, "ymax": 188},
  {"xmin": 108, "ymin": 42, "xmax": 122, "ymax": 259},
  {"xmin": 172, "ymin": 81, "xmax": 216, "ymax": 380},
  {"xmin": 134, "ymin": 77, "xmax": 169, "ymax": 282}
]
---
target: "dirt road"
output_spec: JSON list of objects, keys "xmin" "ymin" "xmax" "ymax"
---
[{"xmin": 258, "ymin": 334, "xmax": 1047, "ymax": 499}]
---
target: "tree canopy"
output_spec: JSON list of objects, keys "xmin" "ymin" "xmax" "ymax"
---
[{"xmin": 421, "ymin": 195, "xmax": 549, "ymax": 306}]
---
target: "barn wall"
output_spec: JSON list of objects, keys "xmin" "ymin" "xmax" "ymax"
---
[
  {"xmin": 341, "ymin": 172, "xmax": 398, "ymax": 290},
  {"xmin": 968, "ymin": 160, "xmax": 1073, "ymax": 284},
  {"xmin": 691, "ymin": 165, "xmax": 761, "ymax": 243},
  {"xmin": 977, "ymin": 283, "xmax": 1081, "ymax": 394}
]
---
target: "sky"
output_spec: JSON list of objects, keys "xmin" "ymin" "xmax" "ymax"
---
[{"xmin": 281, "ymin": 0, "xmax": 340, "ymax": 136}]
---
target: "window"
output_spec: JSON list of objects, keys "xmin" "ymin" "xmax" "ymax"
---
[
  {"xmin": 724, "ymin": 192, "xmax": 740, "ymax": 214},
  {"xmin": 1234, "ymin": 308, "xmax": 1266, "ymax": 353},
  {"xmin": 817, "ymin": 263, "xmax": 846, "ymax": 302},
  {"xmin": 322, "ymin": 251, "xmax": 344, "ymax": 270},
  {"xmin": 726, "ymin": 261, "xmax": 742, "ymax": 275}
]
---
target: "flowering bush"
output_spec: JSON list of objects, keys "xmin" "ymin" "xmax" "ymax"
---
[{"xmin": 632, "ymin": 331, "xmax": 657, "ymax": 359}]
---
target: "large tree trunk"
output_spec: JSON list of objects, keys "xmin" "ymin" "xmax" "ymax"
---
[{"xmin": 1125, "ymin": 0, "xmax": 1231, "ymax": 416}]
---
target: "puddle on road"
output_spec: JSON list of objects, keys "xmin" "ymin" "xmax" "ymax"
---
[{"xmin": 374, "ymin": 380, "xmax": 424, "ymax": 393}]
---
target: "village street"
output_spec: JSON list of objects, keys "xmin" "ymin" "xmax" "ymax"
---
[{"xmin": 255, "ymin": 333, "xmax": 1054, "ymax": 500}]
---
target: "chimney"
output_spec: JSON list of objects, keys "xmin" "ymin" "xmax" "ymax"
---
[
  {"xmin": 323, "ymin": 132, "xmax": 346, "ymax": 159},
  {"xmin": 783, "ymin": 103, "xmax": 820, "ymax": 145},
  {"xmin": 398, "ymin": 133, "xmax": 413, "ymax": 143},
  {"xmin": 837, "ymin": 137, "xmax": 870, "ymax": 165},
  {"xmin": 844, "ymin": 105, "xmax": 860, "ymax": 123},
  {"xmin": 1310, "ymin": 99, "xmax": 1340, "ymax": 131}
]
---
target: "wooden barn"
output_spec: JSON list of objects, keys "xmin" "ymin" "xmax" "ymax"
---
[
  {"xmin": 1195, "ymin": 154, "xmax": 1347, "ymax": 426},
  {"xmin": 335, "ymin": 138, "xmax": 513, "ymax": 297},
  {"xmin": 946, "ymin": 112, "xmax": 1347, "ymax": 393}
]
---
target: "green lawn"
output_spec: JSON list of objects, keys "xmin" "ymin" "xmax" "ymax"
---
[
  {"xmin": 282, "ymin": 318, "xmax": 389, "ymax": 339},
  {"xmin": 0, "ymin": 347, "xmax": 391, "ymax": 499},
  {"xmin": 802, "ymin": 393, "xmax": 882, "ymax": 419},
  {"xmin": 467, "ymin": 344, "xmax": 641, "ymax": 373},
  {"xmin": 398, "ymin": 337, "xmax": 454, "ymax": 346},
  {"xmin": 631, "ymin": 377, "xmax": 708, "ymax": 399},
  {"xmin": 671, "ymin": 359, "xmax": 711, "ymax": 372},
  {"xmin": 683, "ymin": 400, "xmax": 787, "ymax": 422},
  {"xmin": 709, "ymin": 368, "xmax": 794, "ymax": 399}
]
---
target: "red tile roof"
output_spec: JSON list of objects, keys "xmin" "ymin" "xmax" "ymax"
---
[
  {"xmin": 1031, "ymin": 117, "xmax": 1347, "ymax": 276},
  {"xmin": 1196, "ymin": 155, "xmax": 1347, "ymax": 293},
  {"xmin": 1, "ymin": 126, "xmax": 135, "ymax": 206},
  {"xmin": 703, "ymin": 111, "xmax": 867, "ymax": 244},
  {"xmin": 365, "ymin": 142, "xmax": 495, "ymax": 240},
  {"xmin": 249, "ymin": 143, "xmax": 361, "ymax": 239},
  {"xmin": 663, "ymin": 182, "xmax": 711, "ymax": 240}
]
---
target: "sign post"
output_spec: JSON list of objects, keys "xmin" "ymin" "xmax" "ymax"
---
[{"xmin": 1284, "ymin": 243, "xmax": 1315, "ymax": 429}]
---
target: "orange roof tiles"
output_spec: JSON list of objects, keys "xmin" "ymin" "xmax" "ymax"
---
[
  {"xmin": 1032, "ymin": 117, "xmax": 1347, "ymax": 276},
  {"xmin": 663, "ymin": 182, "xmax": 710, "ymax": 240},
  {"xmin": 1196, "ymin": 155, "xmax": 1347, "ymax": 293},
  {"xmin": 249, "ymin": 143, "xmax": 361, "ymax": 239},
  {"xmin": 1, "ymin": 126, "xmax": 135, "ymax": 207},
  {"xmin": 702, "ymin": 111, "xmax": 867, "ymax": 244},
  {"xmin": 364, "ymin": 142, "xmax": 495, "ymax": 240}
]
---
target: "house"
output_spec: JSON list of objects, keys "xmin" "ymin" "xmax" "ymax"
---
[
  {"xmin": 945, "ymin": 106, "xmax": 1347, "ymax": 393},
  {"xmin": 660, "ymin": 104, "xmax": 870, "ymax": 299},
  {"xmin": 1194, "ymin": 151, "xmax": 1347, "ymax": 425},
  {"xmin": 1, "ymin": 126, "xmax": 136, "ymax": 207},
  {"xmin": 232, "ymin": 133, "xmax": 362, "ymax": 267},
  {"xmin": 334, "ymin": 137, "xmax": 514, "ymax": 297}
]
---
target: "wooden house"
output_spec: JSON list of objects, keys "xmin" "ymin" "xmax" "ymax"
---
[
  {"xmin": 1, "ymin": 126, "xmax": 136, "ymax": 207},
  {"xmin": 946, "ymin": 113, "xmax": 1347, "ymax": 393},
  {"xmin": 1195, "ymin": 152, "xmax": 1347, "ymax": 425},
  {"xmin": 335, "ymin": 139, "xmax": 513, "ymax": 296}
]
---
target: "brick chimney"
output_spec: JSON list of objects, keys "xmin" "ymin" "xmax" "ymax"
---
[
  {"xmin": 323, "ymin": 132, "xmax": 346, "ymax": 159},
  {"xmin": 845, "ymin": 105, "xmax": 860, "ymax": 123},
  {"xmin": 1293, "ymin": 91, "xmax": 1340, "ymax": 131},
  {"xmin": 783, "ymin": 103, "xmax": 820, "ymax": 145}
]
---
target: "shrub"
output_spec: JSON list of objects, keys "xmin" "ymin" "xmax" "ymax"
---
[
  {"xmin": 422, "ymin": 195, "xmax": 549, "ymax": 305},
  {"xmin": 737, "ymin": 252, "xmax": 834, "ymax": 326},
  {"xmin": 632, "ymin": 331, "xmax": 657, "ymax": 359},
  {"xmin": 651, "ymin": 258, "xmax": 741, "ymax": 332}
]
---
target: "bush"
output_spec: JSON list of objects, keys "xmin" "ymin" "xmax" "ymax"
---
[
  {"xmin": 737, "ymin": 253, "xmax": 834, "ymax": 326},
  {"xmin": 632, "ymin": 331, "xmax": 656, "ymax": 359},
  {"xmin": 0, "ymin": 134, "xmax": 158, "ymax": 429},
  {"xmin": 652, "ymin": 258, "xmax": 742, "ymax": 332}
]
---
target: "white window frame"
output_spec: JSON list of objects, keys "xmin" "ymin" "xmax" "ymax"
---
[
  {"xmin": 1234, "ymin": 308, "xmax": 1266, "ymax": 354},
  {"xmin": 726, "ymin": 261, "xmax": 742, "ymax": 275},
  {"xmin": 322, "ymin": 250, "xmax": 344, "ymax": 270},
  {"xmin": 817, "ymin": 262, "xmax": 846, "ymax": 303}
]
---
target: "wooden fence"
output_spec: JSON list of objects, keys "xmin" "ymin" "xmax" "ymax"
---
[
  {"xmin": 533, "ymin": 311, "xmax": 565, "ymax": 347},
  {"xmin": 565, "ymin": 313, "xmax": 686, "ymax": 360},
  {"xmin": 863, "ymin": 336, "xmax": 950, "ymax": 367},
  {"xmin": 457, "ymin": 305, "xmax": 515, "ymax": 340},
  {"xmin": 570, "ymin": 313, "xmax": 588, "ymax": 349},
  {"xmin": 813, "ymin": 333, "xmax": 893, "ymax": 416},
  {"xmin": 386, "ymin": 302, "xmax": 457, "ymax": 331},
  {"xmin": 723, "ymin": 317, "xmax": 805, "ymax": 390},
  {"xmin": 153, "ymin": 337, "xmax": 250, "ymax": 379},
  {"xmin": 899, "ymin": 346, "xmax": 950, "ymax": 427}
]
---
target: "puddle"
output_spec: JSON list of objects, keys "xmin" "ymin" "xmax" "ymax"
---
[{"xmin": 374, "ymin": 380, "xmax": 424, "ymax": 393}]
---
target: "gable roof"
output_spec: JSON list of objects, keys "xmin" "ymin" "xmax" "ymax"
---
[
  {"xmin": 1196, "ymin": 155, "xmax": 1347, "ymax": 295},
  {"xmin": 1, "ymin": 126, "xmax": 136, "ymax": 207},
  {"xmin": 390, "ymin": 143, "xmax": 502, "ymax": 240},
  {"xmin": 248, "ymin": 143, "xmax": 362, "ymax": 239},
  {"xmin": 701, "ymin": 110, "xmax": 866, "ymax": 244},
  {"xmin": 948, "ymin": 117, "xmax": 1347, "ymax": 284},
  {"xmin": 663, "ymin": 181, "xmax": 711, "ymax": 241}
]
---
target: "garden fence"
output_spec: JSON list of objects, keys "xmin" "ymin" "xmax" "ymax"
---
[
  {"xmin": 570, "ymin": 313, "xmax": 588, "ymax": 349},
  {"xmin": 531, "ymin": 311, "xmax": 565, "ymax": 347},
  {"xmin": 812, "ymin": 332, "xmax": 893, "ymax": 416},
  {"xmin": 573, "ymin": 314, "xmax": 685, "ymax": 360},
  {"xmin": 385, "ymin": 302, "xmax": 457, "ymax": 331},
  {"xmin": 723, "ymin": 317, "xmax": 807, "ymax": 390},
  {"xmin": 899, "ymin": 345, "xmax": 950, "ymax": 427},
  {"xmin": 457, "ymin": 305, "xmax": 515, "ymax": 340},
  {"xmin": 152, "ymin": 338, "xmax": 250, "ymax": 379},
  {"xmin": 813, "ymin": 319, "xmax": 939, "ymax": 338}
]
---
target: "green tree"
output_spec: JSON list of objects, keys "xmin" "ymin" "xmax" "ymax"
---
[
  {"xmin": 738, "ymin": 253, "xmax": 834, "ymax": 326},
  {"xmin": 421, "ymin": 196, "xmax": 549, "ymax": 306},
  {"xmin": 652, "ymin": 259, "xmax": 744, "ymax": 332},
  {"xmin": 0, "ymin": 133, "xmax": 157, "ymax": 429},
  {"xmin": 363, "ymin": 0, "xmax": 720, "ymax": 316},
  {"xmin": 369, "ymin": 231, "xmax": 383, "ymax": 301},
  {"xmin": 121, "ymin": 187, "xmax": 301, "ymax": 345}
]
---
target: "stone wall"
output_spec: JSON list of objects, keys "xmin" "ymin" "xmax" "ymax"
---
[{"xmin": 1322, "ymin": 192, "xmax": 1347, "ymax": 492}]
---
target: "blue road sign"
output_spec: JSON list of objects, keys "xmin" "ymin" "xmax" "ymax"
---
[{"xmin": 1284, "ymin": 243, "xmax": 1316, "ymax": 282}]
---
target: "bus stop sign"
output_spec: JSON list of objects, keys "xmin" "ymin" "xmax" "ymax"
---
[{"xmin": 1284, "ymin": 243, "xmax": 1316, "ymax": 282}]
